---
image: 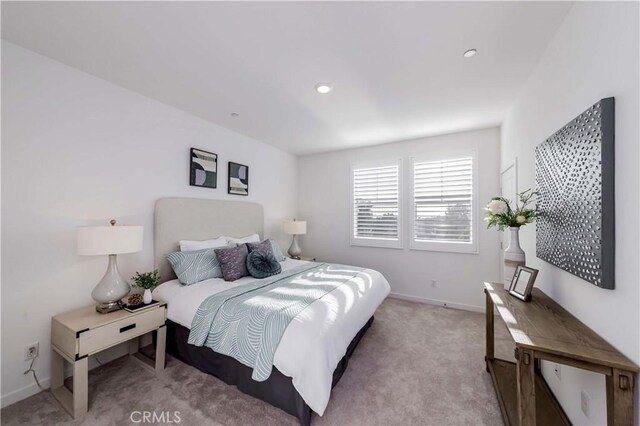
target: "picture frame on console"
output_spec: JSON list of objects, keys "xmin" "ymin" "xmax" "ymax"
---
[{"xmin": 508, "ymin": 265, "xmax": 538, "ymax": 302}]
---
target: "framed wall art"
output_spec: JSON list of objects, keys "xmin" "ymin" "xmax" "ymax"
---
[
  {"xmin": 190, "ymin": 148, "xmax": 218, "ymax": 189},
  {"xmin": 228, "ymin": 162, "xmax": 249, "ymax": 196},
  {"xmin": 535, "ymin": 97, "xmax": 615, "ymax": 289}
]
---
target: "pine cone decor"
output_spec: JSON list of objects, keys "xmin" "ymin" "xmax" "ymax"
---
[{"xmin": 128, "ymin": 293, "xmax": 143, "ymax": 306}]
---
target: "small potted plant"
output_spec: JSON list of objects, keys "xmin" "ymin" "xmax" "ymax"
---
[
  {"xmin": 485, "ymin": 188, "xmax": 540, "ymax": 284},
  {"xmin": 131, "ymin": 269, "xmax": 161, "ymax": 304}
]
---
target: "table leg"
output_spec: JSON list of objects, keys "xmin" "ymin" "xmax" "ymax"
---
[
  {"xmin": 72, "ymin": 357, "xmax": 88, "ymax": 418},
  {"xmin": 155, "ymin": 326, "xmax": 166, "ymax": 371},
  {"xmin": 606, "ymin": 368, "xmax": 635, "ymax": 426},
  {"xmin": 128, "ymin": 336, "xmax": 140, "ymax": 355},
  {"xmin": 51, "ymin": 348, "xmax": 88, "ymax": 419},
  {"xmin": 50, "ymin": 348, "xmax": 64, "ymax": 390},
  {"xmin": 517, "ymin": 348, "xmax": 536, "ymax": 426},
  {"xmin": 485, "ymin": 288, "xmax": 494, "ymax": 372}
]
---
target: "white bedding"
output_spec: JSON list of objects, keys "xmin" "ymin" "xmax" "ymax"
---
[{"xmin": 153, "ymin": 259, "xmax": 390, "ymax": 415}]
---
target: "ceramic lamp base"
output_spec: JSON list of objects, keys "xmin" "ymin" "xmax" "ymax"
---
[
  {"xmin": 95, "ymin": 301, "xmax": 123, "ymax": 314},
  {"xmin": 288, "ymin": 235, "xmax": 302, "ymax": 259},
  {"xmin": 92, "ymin": 254, "xmax": 131, "ymax": 314}
]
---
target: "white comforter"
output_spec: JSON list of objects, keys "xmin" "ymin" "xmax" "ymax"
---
[{"xmin": 152, "ymin": 259, "xmax": 390, "ymax": 415}]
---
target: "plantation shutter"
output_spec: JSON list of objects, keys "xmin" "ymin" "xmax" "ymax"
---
[
  {"xmin": 353, "ymin": 164, "xmax": 400, "ymax": 241},
  {"xmin": 413, "ymin": 157, "xmax": 473, "ymax": 243}
]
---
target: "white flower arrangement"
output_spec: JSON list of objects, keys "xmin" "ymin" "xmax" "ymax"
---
[{"xmin": 485, "ymin": 189, "xmax": 540, "ymax": 231}]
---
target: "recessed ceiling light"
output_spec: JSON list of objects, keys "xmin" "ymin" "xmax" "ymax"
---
[
  {"xmin": 463, "ymin": 49, "xmax": 478, "ymax": 58},
  {"xmin": 315, "ymin": 83, "xmax": 332, "ymax": 94},
  {"xmin": 230, "ymin": 112, "xmax": 239, "ymax": 117}
]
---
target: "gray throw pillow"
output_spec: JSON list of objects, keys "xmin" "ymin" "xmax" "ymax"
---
[
  {"xmin": 246, "ymin": 250, "xmax": 282, "ymax": 279},
  {"xmin": 269, "ymin": 240, "xmax": 286, "ymax": 262},
  {"xmin": 246, "ymin": 239, "xmax": 273, "ymax": 255},
  {"xmin": 166, "ymin": 246, "xmax": 229, "ymax": 285},
  {"xmin": 215, "ymin": 244, "xmax": 249, "ymax": 281}
]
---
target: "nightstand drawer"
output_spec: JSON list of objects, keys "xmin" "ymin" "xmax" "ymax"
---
[{"xmin": 78, "ymin": 308, "xmax": 165, "ymax": 357}]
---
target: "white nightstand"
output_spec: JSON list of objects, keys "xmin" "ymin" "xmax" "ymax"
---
[{"xmin": 50, "ymin": 303, "xmax": 167, "ymax": 418}]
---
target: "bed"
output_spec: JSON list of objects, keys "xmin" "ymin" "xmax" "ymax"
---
[{"xmin": 151, "ymin": 197, "xmax": 390, "ymax": 425}]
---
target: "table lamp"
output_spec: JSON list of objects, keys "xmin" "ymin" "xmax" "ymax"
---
[
  {"xmin": 283, "ymin": 219, "xmax": 306, "ymax": 259},
  {"xmin": 77, "ymin": 220, "xmax": 143, "ymax": 313}
]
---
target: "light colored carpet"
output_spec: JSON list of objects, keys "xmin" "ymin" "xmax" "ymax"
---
[{"xmin": 1, "ymin": 298, "xmax": 514, "ymax": 426}]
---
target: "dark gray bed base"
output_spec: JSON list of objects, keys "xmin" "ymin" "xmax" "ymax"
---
[{"xmin": 166, "ymin": 316, "xmax": 374, "ymax": 426}]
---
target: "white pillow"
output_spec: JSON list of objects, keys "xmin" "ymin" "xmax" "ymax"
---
[
  {"xmin": 224, "ymin": 233, "xmax": 260, "ymax": 244},
  {"xmin": 179, "ymin": 237, "xmax": 229, "ymax": 252}
]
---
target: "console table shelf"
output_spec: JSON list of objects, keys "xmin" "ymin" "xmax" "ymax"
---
[
  {"xmin": 487, "ymin": 358, "xmax": 568, "ymax": 426},
  {"xmin": 484, "ymin": 282, "xmax": 638, "ymax": 426}
]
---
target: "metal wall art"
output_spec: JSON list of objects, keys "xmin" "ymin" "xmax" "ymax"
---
[{"xmin": 535, "ymin": 97, "xmax": 615, "ymax": 289}]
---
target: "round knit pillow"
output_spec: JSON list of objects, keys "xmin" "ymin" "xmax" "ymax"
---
[{"xmin": 246, "ymin": 250, "xmax": 282, "ymax": 279}]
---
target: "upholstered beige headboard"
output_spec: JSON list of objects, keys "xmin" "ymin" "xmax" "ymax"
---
[{"xmin": 154, "ymin": 197, "xmax": 264, "ymax": 283}]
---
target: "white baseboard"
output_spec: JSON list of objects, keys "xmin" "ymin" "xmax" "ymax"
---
[
  {"xmin": 1, "ymin": 377, "xmax": 51, "ymax": 409},
  {"xmin": 388, "ymin": 292, "xmax": 484, "ymax": 313}
]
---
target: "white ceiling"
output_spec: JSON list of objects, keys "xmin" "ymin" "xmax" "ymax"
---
[{"xmin": 2, "ymin": 1, "xmax": 573, "ymax": 155}]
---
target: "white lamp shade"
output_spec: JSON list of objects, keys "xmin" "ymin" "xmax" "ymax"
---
[
  {"xmin": 283, "ymin": 220, "xmax": 307, "ymax": 235},
  {"xmin": 77, "ymin": 225, "xmax": 143, "ymax": 255}
]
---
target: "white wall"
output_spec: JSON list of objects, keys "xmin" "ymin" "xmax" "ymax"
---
[
  {"xmin": 501, "ymin": 2, "xmax": 639, "ymax": 424},
  {"xmin": 0, "ymin": 41, "xmax": 298, "ymax": 406},
  {"xmin": 298, "ymin": 127, "xmax": 501, "ymax": 311}
]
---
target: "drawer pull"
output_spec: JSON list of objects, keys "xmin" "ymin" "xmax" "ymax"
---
[{"xmin": 120, "ymin": 323, "xmax": 136, "ymax": 333}]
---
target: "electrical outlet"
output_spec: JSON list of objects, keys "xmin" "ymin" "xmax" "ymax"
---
[
  {"xmin": 24, "ymin": 342, "xmax": 39, "ymax": 361},
  {"xmin": 430, "ymin": 279, "xmax": 437, "ymax": 288},
  {"xmin": 553, "ymin": 363, "xmax": 561, "ymax": 380},
  {"xmin": 581, "ymin": 390, "xmax": 590, "ymax": 418}
]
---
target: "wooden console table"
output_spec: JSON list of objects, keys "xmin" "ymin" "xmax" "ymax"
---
[{"xmin": 484, "ymin": 282, "xmax": 638, "ymax": 426}]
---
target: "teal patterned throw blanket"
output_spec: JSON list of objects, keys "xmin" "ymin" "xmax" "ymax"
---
[{"xmin": 188, "ymin": 263, "xmax": 364, "ymax": 381}]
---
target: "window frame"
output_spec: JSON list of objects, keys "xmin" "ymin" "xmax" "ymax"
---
[
  {"xmin": 350, "ymin": 158, "xmax": 403, "ymax": 249},
  {"xmin": 409, "ymin": 151, "xmax": 479, "ymax": 254}
]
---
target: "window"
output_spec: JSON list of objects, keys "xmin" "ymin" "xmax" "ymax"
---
[
  {"xmin": 351, "ymin": 160, "xmax": 402, "ymax": 248},
  {"xmin": 410, "ymin": 156, "xmax": 477, "ymax": 253}
]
